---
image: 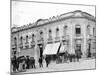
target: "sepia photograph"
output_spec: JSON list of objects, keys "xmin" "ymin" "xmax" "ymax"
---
[{"xmin": 11, "ymin": 0, "xmax": 96, "ymax": 74}]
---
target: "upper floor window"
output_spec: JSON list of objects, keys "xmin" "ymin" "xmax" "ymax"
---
[
  {"xmin": 87, "ymin": 25, "xmax": 90, "ymax": 35},
  {"xmin": 32, "ymin": 34, "xmax": 34, "ymax": 41},
  {"xmin": 48, "ymin": 29, "xmax": 52, "ymax": 38},
  {"xmin": 20, "ymin": 36, "xmax": 23, "ymax": 44},
  {"xmin": 63, "ymin": 26, "xmax": 67, "ymax": 36},
  {"xmin": 40, "ymin": 31, "xmax": 43, "ymax": 39},
  {"xmin": 93, "ymin": 27, "xmax": 96, "ymax": 36},
  {"xmin": 26, "ymin": 35, "xmax": 28, "ymax": 43},
  {"xmin": 14, "ymin": 37, "xmax": 17, "ymax": 45},
  {"xmin": 75, "ymin": 25, "xmax": 81, "ymax": 35},
  {"xmin": 40, "ymin": 31, "xmax": 43, "ymax": 35},
  {"xmin": 56, "ymin": 28, "xmax": 59, "ymax": 37}
]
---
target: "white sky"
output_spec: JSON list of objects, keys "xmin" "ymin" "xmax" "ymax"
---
[{"xmin": 12, "ymin": 1, "xmax": 95, "ymax": 27}]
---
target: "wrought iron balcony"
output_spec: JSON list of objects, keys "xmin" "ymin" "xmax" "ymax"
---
[
  {"xmin": 12, "ymin": 44, "xmax": 17, "ymax": 49},
  {"xmin": 87, "ymin": 34, "xmax": 93, "ymax": 39},
  {"xmin": 19, "ymin": 43, "xmax": 23, "ymax": 49},
  {"xmin": 75, "ymin": 34, "xmax": 81, "ymax": 37},
  {"xmin": 37, "ymin": 38, "xmax": 44, "ymax": 44},
  {"xmin": 31, "ymin": 41, "xmax": 35, "ymax": 45},
  {"xmin": 55, "ymin": 37, "xmax": 60, "ymax": 42},
  {"xmin": 47, "ymin": 37, "xmax": 53, "ymax": 43},
  {"xmin": 62, "ymin": 36, "xmax": 66, "ymax": 41},
  {"xmin": 31, "ymin": 41, "xmax": 35, "ymax": 48},
  {"xmin": 25, "ymin": 42, "xmax": 29, "ymax": 48}
]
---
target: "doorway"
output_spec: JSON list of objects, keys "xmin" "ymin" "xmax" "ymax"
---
[
  {"xmin": 38, "ymin": 44, "xmax": 43, "ymax": 58},
  {"xmin": 75, "ymin": 39, "xmax": 82, "ymax": 57}
]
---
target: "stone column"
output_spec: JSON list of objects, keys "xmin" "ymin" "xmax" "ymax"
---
[
  {"xmin": 82, "ymin": 38, "xmax": 87, "ymax": 58},
  {"xmin": 17, "ymin": 33, "xmax": 20, "ymax": 57},
  {"xmin": 70, "ymin": 22, "xmax": 75, "ymax": 54},
  {"xmin": 34, "ymin": 44, "xmax": 39, "ymax": 67},
  {"xmin": 82, "ymin": 23, "xmax": 87, "ymax": 58}
]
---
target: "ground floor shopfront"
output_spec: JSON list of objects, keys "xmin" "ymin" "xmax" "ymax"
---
[{"xmin": 11, "ymin": 37, "xmax": 96, "ymax": 64}]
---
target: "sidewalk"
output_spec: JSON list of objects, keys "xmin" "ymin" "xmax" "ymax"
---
[{"xmin": 13, "ymin": 58, "xmax": 95, "ymax": 74}]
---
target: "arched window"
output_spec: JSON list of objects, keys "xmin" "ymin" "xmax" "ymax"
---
[
  {"xmin": 48, "ymin": 29, "xmax": 52, "ymax": 38},
  {"xmin": 56, "ymin": 28, "xmax": 59, "ymax": 37},
  {"xmin": 14, "ymin": 37, "xmax": 17, "ymax": 45},
  {"xmin": 26, "ymin": 35, "xmax": 28, "ymax": 43},
  {"xmin": 40, "ymin": 31, "xmax": 43, "ymax": 35},
  {"xmin": 93, "ymin": 27, "xmax": 95, "ymax": 36},
  {"xmin": 75, "ymin": 25, "xmax": 81, "ymax": 35},
  {"xmin": 20, "ymin": 36, "xmax": 23, "ymax": 44},
  {"xmin": 63, "ymin": 26, "xmax": 67, "ymax": 36},
  {"xmin": 40, "ymin": 31, "xmax": 43, "ymax": 39},
  {"xmin": 32, "ymin": 34, "xmax": 34, "ymax": 41},
  {"xmin": 49, "ymin": 29, "xmax": 51, "ymax": 33},
  {"xmin": 87, "ymin": 25, "xmax": 90, "ymax": 35}
]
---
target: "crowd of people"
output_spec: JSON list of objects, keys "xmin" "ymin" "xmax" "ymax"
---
[
  {"xmin": 11, "ymin": 49, "xmax": 90, "ymax": 73},
  {"xmin": 11, "ymin": 55, "xmax": 51, "ymax": 72},
  {"xmin": 57, "ymin": 50, "xmax": 82, "ymax": 63}
]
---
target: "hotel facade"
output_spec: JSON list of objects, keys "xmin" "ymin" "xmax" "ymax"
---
[{"xmin": 11, "ymin": 10, "xmax": 96, "ymax": 62}]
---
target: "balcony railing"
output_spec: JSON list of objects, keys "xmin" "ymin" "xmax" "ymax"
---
[
  {"xmin": 37, "ymin": 38, "xmax": 44, "ymax": 44},
  {"xmin": 76, "ymin": 34, "xmax": 81, "ymax": 37},
  {"xmin": 87, "ymin": 34, "xmax": 93, "ymax": 39},
  {"xmin": 25, "ymin": 42, "xmax": 29, "ymax": 48},
  {"xmin": 12, "ymin": 44, "xmax": 17, "ymax": 49},
  {"xmin": 55, "ymin": 37, "xmax": 60, "ymax": 42},
  {"xmin": 47, "ymin": 37, "xmax": 53, "ymax": 43},
  {"xmin": 31, "ymin": 41, "xmax": 35, "ymax": 45},
  {"xmin": 62, "ymin": 36, "xmax": 66, "ymax": 41},
  {"xmin": 19, "ymin": 43, "xmax": 23, "ymax": 49},
  {"xmin": 31, "ymin": 41, "xmax": 35, "ymax": 48}
]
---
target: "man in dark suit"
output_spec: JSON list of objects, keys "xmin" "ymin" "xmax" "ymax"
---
[
  {"xmin": 45, "ymin": 56, "xmax": 50, "ymax": 67},
  {"xmin": 26, "ymin": 56, "xmax": 30, "ymax": 69},
  {"xmin": 38, "ymin": 57, "xmax": 43, "ymax": 68}
]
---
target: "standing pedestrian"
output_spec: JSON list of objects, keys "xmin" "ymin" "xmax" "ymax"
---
[
  {"xmin": 26, "ymin": 56, "xmax": 30, "ymax": 69},
  {"xmin": 38, "ymin": 57, "xmax": 43, "ymax": 68},
  {"xmin": 75, "ymin": 50, "xmax": 82, "ymax": 62},
  {"xmin": 32, "ymin": 57, "xmax": 36, "ymax": 69},
  {"xmin": 45, "ymin": 56, "xmax": 49, "ymax": 67},
  {"xmin": 12, "ymin": 55, "xmax": 18, "ymax": 72}
]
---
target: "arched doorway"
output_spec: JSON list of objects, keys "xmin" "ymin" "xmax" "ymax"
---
[{"xmin": 75, "ymin": 39, "xmax": 82, "ymax": 58}]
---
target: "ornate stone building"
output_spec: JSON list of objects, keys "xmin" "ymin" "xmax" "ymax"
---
[{"xmin": 11, "ymin": 10, "xmax": 96, "ymax": 62}]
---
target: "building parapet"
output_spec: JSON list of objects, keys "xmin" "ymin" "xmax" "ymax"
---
[{"xmin": 11, "ymin": 10, "xmax": 96, "ymax": 33}]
